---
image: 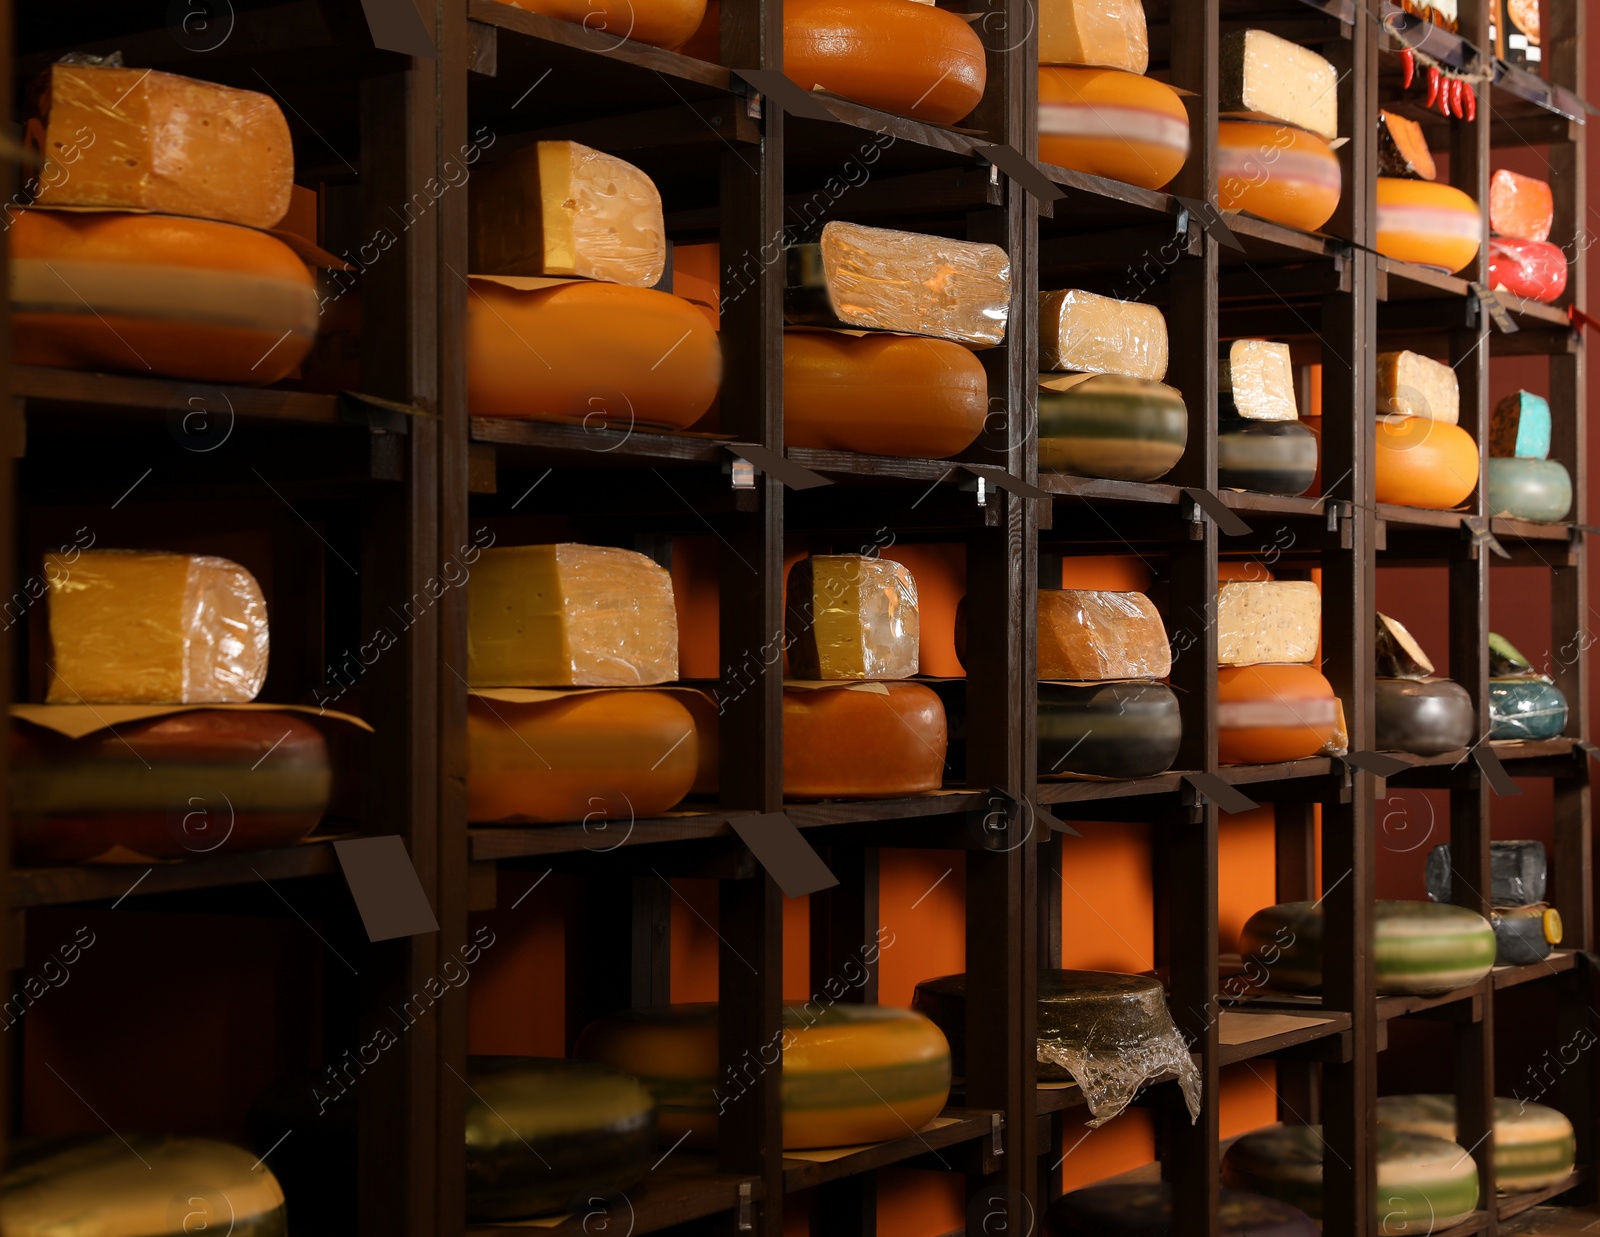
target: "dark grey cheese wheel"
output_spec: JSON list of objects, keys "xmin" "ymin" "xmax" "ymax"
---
[
  {"xmin": 1492, "ymin": 905, "xmax": 1556, "ymax": 966},
  {"xmin": 1216, "ymin": 417, "xmax": 1319, "ymax": 496},
  {"xmin": 1374, "ymin": 677, "xmax": 1475, "ymax": 755},
  {"xmin": 1038, "ymin": 682, "xmax": 1182, "ymax": 778}
]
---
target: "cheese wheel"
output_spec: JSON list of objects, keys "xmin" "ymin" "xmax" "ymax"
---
[
  {"xmin": 1377, "ymin": 1095, "xmax": 1575, "ymax": 1194},
  {"xmin": 1375, "ymin": 415, "xmax": 1479, "ymax": 510},
  {"xmin": 1488, "ymin": 168, "xmax": 1553, "ymax": 242},
  {"xmin": 1038, "ymin": 374, "xmax": 1188, "ymax": 481},
  {"xmin": 1039, "ymin": 682, "xmax": 1182, "ymax": 778},
  {"xmin": 1489, "ymin": 237, "xmax": 1568, "ymax": 304},
  {"xmin": 1217, "ymin": 121, "xmax": 1341, "ymax": 233},
  {"xmin": 784, "ymin": 682, "xmax": 946, "ymax": 798},
  {"xmin": 1487, "ymin": 456, "xmax": 1572, "ymax": 523},
  {"xmin": 1377, "ymin": 177, "xmax": 1483, "ymax": 274},
  {"xmin": 1217, "ymin": 664, "xmax": 1337, "ymax": 765},
  {"xmin": 467, "ymin": 1058, "xmax": 656, "ymax": 1220},
  {"xmin": 11, "ymin": 209, "xmax": 317, "ymax": 385},
  {"xmin": 1488, "ymin": 676, "xmax": 1568, "ymax": 741},
  {"xmin": 1217, "ymin": 418, "xmax": 1318, "ymax": 496},
  {"xmin": 574, "ymin": 1003, "xmax": 951, "ymax": 1150},
  {"xmin": 497, "ymin": 0, "xmax": 706, "ymax": 49},
  {"xmin": 1038, "ymin": 67, "xmax": 1190, "ymax": 191},
  {"xmin": 784, "ymin": 0, "xmax": 986, "ymax": 125},
  {"xmin": 467, "ymin": 278, "xmax": 721, "ymax": 427},
  {"xmin": 783, "ymin": 331, "xmax": 986, "ymax": 458},
  {"xmin": 1048, "ymin": 1183, "xmax": 1319, "ymax": 1236},
  {"xmin": 1374, "ymin": 677, "xmax": 1475, "ymax": 756},
  {"xmin": 467, "ymin": 691, "xmax": 699, "ymax": 823},
  {"xmin": 1492, "ymin": 905, "xmax": 1556, "ymax": 966},
  {"xmin": 12, "ymin": 710, "xmax": 330, "ymax": 863}
]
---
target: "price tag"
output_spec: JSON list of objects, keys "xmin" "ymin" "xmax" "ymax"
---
[
  {"xmin": 730, "ymin": 813, "xmax": 839, "ymax": 897},
  {"xmin": 732, "ymin": 69, "xmax": 838, "ymax": 122},
  {"xmin": 978, "ymin": 143, "xmax": 1067, "ymax": 206},
  {"xmin": 1184, "ymin": 772, "xmax": 1258, "ymax": 814},
  {"xmin": 359, "ymin": 0, "xmax": 437, "ymax": 58},
  {"xmin": 334, "ymin": 836, "xmax": 440, "ymax": 942},
  {"xmin": 1183, "ymin": 487, "xmax": 1252, "ymax": 537},
  {"xmin": 726, "ymin": 443, "xmax": 833, "ymax": 490}
]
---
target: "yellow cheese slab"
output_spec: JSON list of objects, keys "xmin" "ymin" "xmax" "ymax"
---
[
  {"xmin": 1039, "ymin": 0, "xmax": 1149, "ymax": 72},
  {"xmin": 1216, "ymin": 580, "xmax": 1320, "ymax": 667},
  {"xmin": 1222, "ymin": 339, "xmax": 1299, "ymax": 421},
  {"xmin": 1220, "ymin": 29, "xmax": 1339, "ymax": 141},
  {"xmin": 1040, "ymin": 289, "xmax": 1168, "ymax": 380},
  {"xmin": 786, "ymin": 555, "xmax": 919, "ymax": 680},
  {"xmin": 1377, "ymin": 350, "xmax": 1460, "ymax": 425}
]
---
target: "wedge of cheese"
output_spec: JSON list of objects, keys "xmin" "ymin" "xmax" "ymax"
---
[
  {"xmin": 1216, "ymin": 580, "xmax": 1319, "ymax": 667},
  {"xmin": 1220, "ymin": 30, "xmax": 1339, "ymax": 141},
  {"xmin": 44, "ymin": 551, "xmax": 268, "ymax": 705},
  {"xmin": 1221, "ymin": 339, "xmax": 1298, "ymax": 421},
  {"xmin": 1039, "ymin": 0, "xmax": 1149, "ymax": 73},
  {"xmin": 786, "ymin": 555, "xmax": 918, "ymax": 679},
  {"xmin": 1375, "ymin": 612, "xmax": 1434, "ymax": 679},
  {"xmin": 1037, "ymin": 590, "xmax": 1171, "ymax": 680},
  {"xmin": 29, "ymin": 64, "xmax": 294, "ymax": 229},
  {"xmin": 467, "ymin": 544, "xmax": 679, "ymax": 687},
  {"xmin": 1489, "ymin": 389, "xmax": 1551, "ymax": 459},
  {"xmin": 1040, "ymin": 289, "xmax": 1167, "ymax": 379},
  {"xmin": 1377, "ymin": 350, "xmax": 1459, "ymax": 424},
  {"xmin": 1378, "ymin": 110, "xmax": 1437, "ymax": 181},
  {"xmin": 1489, "ymin": 168, "xmax": 1553, "ymax": 242},
  {"xmin": 468, "ymin": 141, "xmax": 666, "ymax": 286}
]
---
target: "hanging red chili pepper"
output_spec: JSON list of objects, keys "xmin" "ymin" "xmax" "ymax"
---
[
  {"xmin": 1450, "ymin": 77, "xmax": 1463, "ymax": 117},
  {"xmin": 1425, "ymin": 64, "xmax": 1441, "ymax": 110},
  {"xmin": 1401, "ymin": 48, "xmax": 1416, "ymax": 90},
  {"xmin": 1463, "ymin": 83, "xmax": 1476, "ymax": 121}
]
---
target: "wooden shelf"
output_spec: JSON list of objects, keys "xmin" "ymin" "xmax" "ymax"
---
[
  {"xmin": 9, "ymin": 840, "xmax": 343, "ymax": 909},
  {"xmin": 14, "ymin": 367, "xmax": 349, "ymax": 430},
  {"xmin": 1498, "ymin": 1171, "xmax": 1587, "ymax": 1222},
  {"xmin": 780, "ymin": 1108, "xmax": 996, "ymax": 1190}
]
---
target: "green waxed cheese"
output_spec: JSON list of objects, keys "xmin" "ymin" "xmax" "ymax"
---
[
  {"xmin": 1216, "ymin": 417, "xmax": 1318, "ymax": 496},
  {"xmin": 1488, "ymin": 676, "xmax": 1568, "ymax": 741},
  {"xmin": 1038, "ymin": 374, "xmax": 1187, "ymax": 482},
  {"xmin": 1489, "ymin": 390, "xmax": 1552, "ymax": 459},
  {"xmin": 1374, "ymin": 677, "xmax": 1474, "ymax": 756},
  {"xmin": 1378, "ymin": 1095, "xmax": 1576, "ymax": 1194},
  {"xmin": 1487, "ymin": 457, "xmax": 1572, "ymax": 523}
]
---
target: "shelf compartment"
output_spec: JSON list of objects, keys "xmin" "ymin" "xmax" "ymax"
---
[
  {"xmin": 15, "ymin": 367, "xmax": 353, "ymax": 430},
  {"xmin": 1498, "ymin": 1170, "xmax": 1587, "ymax": 1222},
  {"xmin": 781, "ymin": 1107, "xmax": 997, "ymax": 1190},
  {"xmin": 10, "ymin": 839, "xmax": 342, "ymax": 909}
]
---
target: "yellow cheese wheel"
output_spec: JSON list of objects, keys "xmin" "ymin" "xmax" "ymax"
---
[
  {"xmin": 1217, "ymin": 120, "xmax": 1341, "ymax": 232},
  {"xmin": 467, "ymin": 278, "xmax": 721, "ymax": 427},
  {"xmin": 496, "ymin": 0, "xmax": 707, "ymax": 49},
  {"xmin": 1218, "ymin": 663, "xmax": 1338, "ymax": 765},
  {"xmin": 1038, "ymin": 67, "xmax": 1190, "ymax": 191},
  {"xmin": 785, "ymin": 683, "xmax": 947, "ymax": 798},
  {"xmin": 784, "ymin": 0, "xmax": 987, "ymax": 125},
  {"xmin": 784, "ymin": 331, "xmax": 987, "ymax": 458},
  {"xmin": 1377, "ymin": 177, "xmax": 1483, "ymax": 274},
  {"xmin": 1375, "ymin": 416, "xmax": 1479, "ymax": 510},
  {"xmin": 11, "ymin": 209, "xmax": 316, "ymax": 384}
]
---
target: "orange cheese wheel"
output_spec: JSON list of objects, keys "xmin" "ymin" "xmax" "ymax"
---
[
  {"xmin": 1217, "ymin": 664, "xmax": 1338, "ymax": 765},
  {"xmin": 467, "ymin": 279, "xmax": 721, "ymax": 428},
  {"xmin": 496, "ymin": 0, "xmax": 706, "ymax": 50},
  {"xmin": 784, "ymin": 331, "xmax": 987, "ymax": 457},
  {"xmin": 1038, "ymin": 67, "xmax": 1190, "ymax": 191},
  {"xmin": 784, "ymin": 0, "xmax": 986, "ymax": 125},
  {"xmin": 467, "ymin": 691, "xmax": 698, "ymax": 823},
  {"xmin": 1217, "ymin": 120, "xmax": 1341, "ymax": 232},
  {"xmin": 785, "ymin": 683, "xmax": 947, "ymax": 798},
  {"xmin": 10, "ymin": 209, "xmax": 317, "ymax": 384},
  {"xmin": 1375, "ymin": 416, "xmax": 1479, "ymax": 511},
  {"xmin": 1377, "ymin": 177, "xmax": 1482, "ymax": 274}
]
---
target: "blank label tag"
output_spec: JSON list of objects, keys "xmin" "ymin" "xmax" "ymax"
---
[
  {"xmin": 731, "ymin": 69, "xmax": 838, "ymax": 122},
  {"xmin": 726, "ymin": 443, "xmax": 833, "ymax": 490},
  {"xmin": 1183, "ymin": 488, "xmax": 1252, "ymax": 537},
  {"xmin": 359, "ymin": 0, "xmax": 437, "ymax": 58},
  {"xmin": 978, "ymin": 143, "xmax": 1066, "ymax": 205},
  {"xmin": 1473, "ymin": 746, "xmax": 1522, "ymax": 797},
  {"xmin": 334, "ymin": 836, "xmax": 440, "ymax": 942},
  {"xmin": 1184, "ymin": 772, "xmax": 1258, "ymax": 815},
  {"xmin": 730, "ymin": 813, "xmax": 839, "ymax": 897},
  {"xmin": 1344, "ymin": 750, "xmax": 1411, "ymax": 777}
]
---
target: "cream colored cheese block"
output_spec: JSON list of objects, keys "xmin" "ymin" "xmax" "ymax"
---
[
  {"xmin": 468, "ymin": 140, "xmax": 666, "ymax": 287},
  {"xmin": 1378, "ymin": 351, "xmax": 1460, "ymax": 425},
  {"xmin": 1220, "ymin": 30, "xmax": 1339, "ymax": 141},
  {"xmin": 1039, "ymin": 0, "xmax": 1149, "ymax": 73},
  {"xmin": 1040, "ymin": 289, "xmax": 1168, "ymax": 380},
  {"xmin": 787, "ymin": 555, "xmax": 919, "ymax": 680},
  {"xmin": 1217, "ymin": 580, "xmax": 1320, "ymax": 667},
  {"xmin": 1221, "ymin": 339, "xmax": 1298, "ymax": 421}
]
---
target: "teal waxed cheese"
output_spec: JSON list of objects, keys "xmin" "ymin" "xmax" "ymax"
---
[
  {"xmin": 1489, "ymin": 676, "xmax": 1568, "ymax": 741},
  {"xmin": 1377, "ymin": 1095, "xmax": 1576, "ymax": 1194},
  {"xmin": 1038, "ymin": 373, "xmax": 1187, "ymax": 482},
  {"xmin": 1039, "ymin": 681, "xmax": 1182, "ymax": 778},
  {"xmin": 1490, "ymin": 390, "xmax": 1552, "ymax": 459},
  {"xmin": 1487, "ymin": 457, "xmax": 1572, "ymax": 523},
  {"xmin": 1216, "ymin": 418, "xmax": 1318, "ymax": 496},
  {"xmin": 1374, "ymin": 677, "xmax": 1474, "ymax": 756}
]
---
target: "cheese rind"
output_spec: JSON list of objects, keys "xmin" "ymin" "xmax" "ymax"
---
[
  {"xmin": 1374, "ymin": 677, "xmax": 1475, "ymax": 756},
  {"xmin": 1488, "ymin": 168, "xmax": 1554, "ymax": 242},
  {"xmin": 1486, "ymin": 457, "xmax": 1572, "ymax": 523},
  {"xmin": 1377, "ymin": 176, "xmax": 1482, "ymax": 275},
  {"xmin": 468, "ymin": 141, "xmax": 666, "ymax": 286},
  {"xmin": 1489, "ymin": 390, "xmax": 1552, "ymax": 459},
  {"xmin": 1221, "ymin": 340, "xmax": 1298, "ymax": 421},
  {"xmin": 1489, "ymin": 237, "xmax": 1568, "ymax": 304},
  {"xmin": 1039, "ymin": 0, "xmax": 1149, "ymax": 72},
  {"xmin": 1217, "ymin": 664, "xmax": 1338, "ymax": 764},
  {"xmin": 783, "ymin": 682, "xmax": 947, "ymax": 797},
  {"xmin": 1375, "ymin": 613, "xmax": 1435, "ymax": 679},
  {"xmin": 467, "ymin": 544, "xmax": 679, "ymax": 687},
  {"xmin": 786, "ymin": 555, "xmax": 919, "ymax": 680},
  {"xmin": 1217, "ymin": 120, "xmax": 1342, "ymax": 232},
  {"xmin": 1038, "ymin": 67, "xmax": 1190, "ymax": 192},
  {"xmin": 1489, "ymin": 675, "xmax": 1568, "ymax": 741},
  {"xmin": 1219, "ymin": 30, "xmax": 1339, "ymax": 140},
  {"xmin": 1377, "ymin": 110, "xmax": 1437, "ymax": 181},
  {"xmin": 1377, "ymin": 350, "xmax": 1459, "ymax": 424},
  {"xmin": 1037, "ymin": 374, "xmax": 1187, "ymax": 482},
  {"xmin": 1216, "ymin": 419, "xmax": 1318, "ymax": 497},
  {"xmin": 1377, "ymin": 1095, "xmax": 1576, "ymax": 1194},
  {"xmin": 1376, "ymin": 415, "xmax": 1479, "ymax": 510},
  {"xmin": 499, "ymin": 0, "xmax": 708, "ymax": 50},
  {"xmin": 1216, "ymin": 580, "xmax": 1320, "ymax": 667},
  {"xmin": 45, "ymin": 551, "xmax": 268, "ymax": 705},
  {"xmin": 1040, "ymin": 289, "xmax": 1168, "ymax": 379}
]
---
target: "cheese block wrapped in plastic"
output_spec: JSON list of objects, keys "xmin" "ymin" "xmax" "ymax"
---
[
  {"xmin": 44, "ymin": 551, "xmax": 268, "ymax": 705},
  {"xmin": 1220, "ymin": 30, "xmax": 1339, "ymax": 140},
  {"xmin": 1217, "ymin": 120, "xmax": 1341, "ymax": 233},
  {"xmin": 1038, "ymin": 68, "xmax": 1190, "ymax": 191},
  {"xmin": 913, "ymin": 970, "xmax": 1201, "ymax": 1127},
  {"xmin": 1375, "ymin": 613, "xmax": 1435, "ymax": 679},
  {"xmin": 1040, "ymin": 0, "xmax": 1148, "ymax": 71},
  {"xmin": 1490, "ymin": 631, "xmax": 1534, "ymax": 677},
  {"xmin": 1489, "ymin": 674, "xmax": 1568, "ymax": 740},
  {"xmin": 1377, "ymin": 177, "xmax": 1482, "ymax": 274},
  {"xmin": 1489, "ymin": 168, "xmax": 1553, "ymax": 242},
  {"xmin": 0, "ymin": 1135, "xmax": 287, "ymax": 1237},
  {"xmin": 27, "ymin": 64, "xmax": 293, "ymax": 229},
  {"xmin": 1378, "ymin": 1095, "xmax": 1575, "ymax": 1194},
  {"xmin": 786, "ymin": 555, "xmax": 918, "ymax": 680},
  {"xmin": 1049, "ymin": 1184, "xmax": 1319, "ymax": 1237},
  {"xmin": 467, "ymin": 544, "xmax": 679, "ymax": 687},
  {"xmin": 1216, "ymin": 580, "xmax": 1319, "ymax": 666},
  {"xmin": 1489, "ymin": 237, "xmax": 1568, "ymax": 304},
  {"xmin": 468, "ymin": 141, "xmax": 665, "ymax": 286},
  {"xmin": 785, "ymin": 223, "xmax": 1010, "ymax": 346},
  {"xmin": 1490, "ymin": 390, "xmax": 1552, "ymax": 458},
  {"xmin": 1425, "ymin": 839, "xmax": 1547, "ymax": 906},
  {"xmin": 1488, "ymin": 457, "xmax": 1572, "ymax": 523},
  {"xmin": 1221, "ymin": 340, "xmax": 1298, "ymax": 421},
  {"xmin": 1037, "ymin": 373, "xmax": 1187, "ymax": 481},
  {"xmin": 1377, "ymin": 110, "xmax": 1437, "ymax": 181},
  {"xmin": 953, "ymin": 589, "xmax": 1170, "ymax": 680},
  {"xmin": 1375, "ymin": 678, "xmax": 1474, "ymax": 755},
  {"xmin": 1377, "ymin": 350, "xmax": 1458, "ymax": 424},
  {"xmin": 1040, "ymin": 289, "xmax": 1167, "ymax": 379},
  {"xmin": 1491, "ymin": 904, "xmax": 1561, "ymax": 965},
  {"xmin": 466, "ymin": 1058, "xmax": 656, "ymax": 1220}
]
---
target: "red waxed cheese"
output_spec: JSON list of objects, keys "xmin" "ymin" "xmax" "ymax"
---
[
  {"xmin": 1489, "ymin": 238, "xmax": 1568, "ymax": 305},
  {"xmin": 1488, "ymin": 169, "xmax": 1554, "ymax": 243}
]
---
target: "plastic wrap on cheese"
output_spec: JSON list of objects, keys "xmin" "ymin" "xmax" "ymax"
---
[
  {"xmin": 1038, "ymin": 590, "xmax": 1171, "ymax": 680},
  {"xmin": 785, "ymin": 222, "xmax": 1011, "ymax": 347},
  {"xmin": 1040, "ymin": 289, "xmax": 1168, "ymax": 380},
  {"xmin": 1425, "ymin": 839, "xmax": 1548, "ymax": 906},
  {"xmin": 1377, "ymin": 350, "xmax": 1459, "ymax": 424},
  {"xmin": 45, "ymin": 551, "xmax": 269, "ymax": 705},
  {"xmin": 1221, "ymin": 339, "xmax": 1298, "ymax": 421},
  {"xmin": 1039, "ymin": 0, "xmax": 1149, "ymax": 72},
  {"xmin": 29, "ymin": 64, "xmax": 294, "ymax": 229},
  {"xmin": 787, "ymin": 555, "xmax": 919, "ymax": 680},
  {"xmin": 1488, "ymin": 168, "xmax": 1553, "ymax": 242},
  {"xmin": 1216, "ymin": 580, "xmax": 1320, "ymax": 667},
  {"xmin": 468, "ymin": 544, "xmax": 679, "ymax": 687},
  {"xmin": 1489, "ymin": 237, "xmax": 1568, "ymax": 305},
  {"xmin": 1220, "ymin": 29, "xmax": 1339, "ymax": 141}
]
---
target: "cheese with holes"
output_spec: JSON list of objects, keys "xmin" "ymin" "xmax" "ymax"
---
[
  {"xmin": 1216, "ymin": 581, "xmax": 1320, "ymax": 667},
  {"xmin": 467, "ymin": 544, "xmax": 679, "ymax": 687},
  {"xmin": 1379, "ymin": 1096, "xmax": 1575, "ymax": 1194},
  {"xmin": 468, "ymin": 141, "xmax": 665, "ymax": 286},
  {"xmin": 1039, "ymin": 0, "xmax": 1149, "ymax": 72},
  {"xmin": 1487, "ymin": 457, "xmax": 1572, "ymax": 523},
  {"xmin": 1038, "ymin": 374, "xmax": 1187, "ymax": 481},
  {"xmin": 1221, "ymin": 340, "xmax": 1297, "ymax": 421},
  {"xmin": 1217, "ymin": 664, "xmax": 1337, "ymax": 764},
  {"xmin": 1219, "ymin": 30, "xmax": 1338, "ymax": 140},
  {"xmin": 1489, "ymin": 168, "xmax": 1553, "ymax": 242},
  {"xmin": 1377, "ymin": 177, "xmax": 1482, "ymax": 274},
  {"xmin": 1217, "ymin": 120, "xmax": 1341, "ymax": 232},
  {"xmin": 786, "ymin": 555, "xmax": 918, "ymax": 680},
  {"xmin": 1377, "ymin": 351, "xmax": 1459, "ymax": 424},
  {"xmin": 44, "ymin": 551, "xmax": 268, "ymax": 705},
  {"xmin": 29, "ymin": 64, "xmax": 293, "ymax": 229},
  {"xmin": 1375, "ymin": 613, "xmax": 1434, "ymax": 679},
  {"xmin": 1040, "ymin": 289, "xmax": 1167, "ymax": 379},
  {"xmin": 1037, "ymin": 590, "xmax": 1171, "ymax": 680},
  {"xmin": 1490, "ymin": 390, "xmax": 1551, "ymax": 459},
  {"xmin": 786, "ymin": 222, "xmax": 1010, "ymax": 346},
  {"xmin": 498, "ymin": 0, "xmax": 708, "ymax": 50},
  {"xmin": 1376, "ymin": 416, "xmax": 1479, "ymax": 510},
  {"xmin": 784, "ymin": 682, "xmax": 947, "ymax": 797}
]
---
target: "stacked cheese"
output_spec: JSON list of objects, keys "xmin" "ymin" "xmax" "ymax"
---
[
  {"xmin": 1373, "ymin": 611, "xmax": 1474, "ymax": 756},
  {"xmin": 1374, "ymin": 350, "xmax": 1480, "ymax": 510},
  {"xmin": 1488, "ymin": 630, "xmax": 1568, "ymax": 742},
  {"xmin": 1216, "ymin": 577, "xmax": 1339, "ymax": 765},
  {"xmin": 1215, "ymin": 31, "xmax": 1343, "ymax": 232},
  {"xmin": 1038, "ymin": 290, "xmax": 1187, "ymax": 482},
  {"xmin": 1217, "ymin": 339, "xmax": 1318, "ymax": 496},
  {"xmin": 1037, "ymin": 0, "xmax": 1189, "ymax": 190},
  {"xmin": 1488, "ymin": 390, "xmax": 1572, "ymax": 523},
  {"xmin": 1488, "ymin": 170, "xmax": 1566, "ymax": 303},
  {"xmin": 467, "ymin": 141, "xmax": 720, "ymax": 429},
  {"xmin": 1426, "ymin": 838, "xmax": 1562, "ymax": 966},
  {"xmin": 466, "ymin": 544, "xmax": 702, "ymax": 822},
  {"xmin": 14, "ymin": 63, "xmax": 318, "ymax": 384},
  {"xmin": 1378, "ymin": 1096, "xmax": 1575, "ymax": 1194},
  {"xmin": 1374, "ymin": 111, "xmax": 1484, "ymax": 274}
]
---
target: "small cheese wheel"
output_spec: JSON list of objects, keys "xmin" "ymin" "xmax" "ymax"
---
[
  {"xmin": 1488, "ymin": 676, "xmax": 1568, "ymax": 741},
  {"xmin": 1376, "ymin": 176, "xmax": 1483, "ymax": 274},
  {"xmin": 1217, "ymin": 664, "xmax": 1337, "ymax": 765},
  {"xmin": 467, "ymin": 691, "xmax": 699, "ymax": 823},
  {"xmin": 1489, "ymin": 237, "xmax": 1568, "ymax": 304},
  {"xmin": 1039, "ymin": 682, "xmax": 1182, "ymax": 778},
  {"xmin": 1217, "ymin": 120, "xmax": 1341, "ymax": 233},
  {"xmin": 467, "ymin": 279, "xmax": 721, "ymax": 427},
  {"xmin": 783, "ymin": 331, "xmax": 987, "ymax": 458},
  {"xmin": 1217, "ymin": 418, "xmax": 1318, "ymax": 496},
  {"xmin": 1378, "ymin": 1095, "xmax": 1576, "ymax": 1194},
  {"xmin": 1038, "ymin": 67, "xmax": 1190, "ymax": 191},
  {"xmin": 784, "ymin": 0, "xmax": 986, "ymax": 125},
  {"xmin": 1048, "ymin": 1183, "xmax": 1320, "ymax": 1236},
  {"xmin": 11, "ymin": 209, "xmax": 316, "ymax": 385},
  {"xmin": 1374, "ymin": 677, "xmax": 1475, "ymax": 756},
  {"xmin": 1492, "ymin": 905, "xmax": 1556, "ymax": 966},
  {"xmin": 1375, "ymin": 415, "xmax": 1479, "ymax": 510},
  {"xmin": 784, "ymin": 682, "xmax": 947, "ymax": 798},
  {"xmin": 1487, "ymin": 456, "xmax": 1572, "ymax": 523},
  {"xmin": 496, "ymin": 0, "xmax": 706, "ymax": 50},
  {"xmin": 1038, "ymin": 374, "xmax": 1187, "ymax": 481}
]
